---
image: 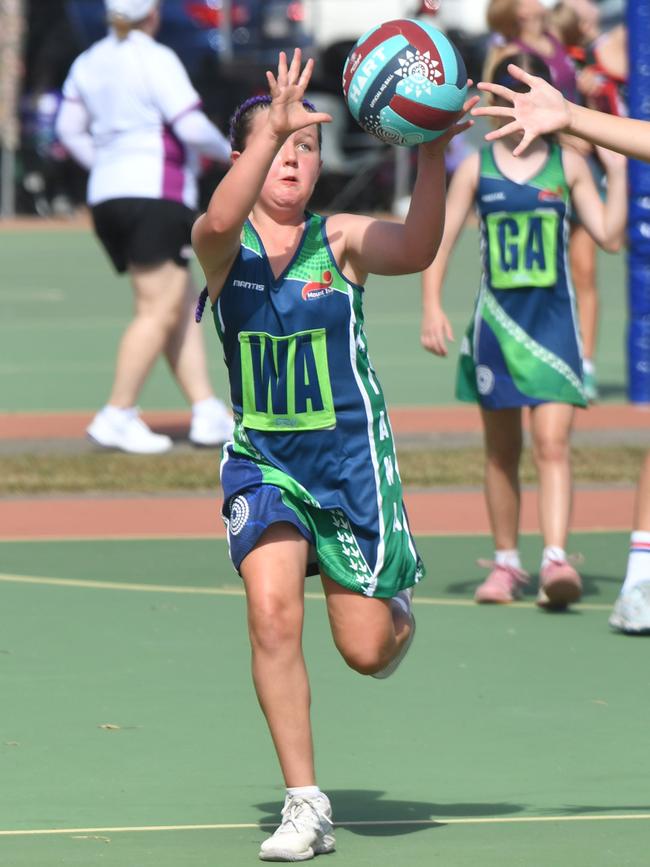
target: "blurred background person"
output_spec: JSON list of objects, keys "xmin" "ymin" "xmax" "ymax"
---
[{"xmin": 56, "ymin": 0, "xmax": 233, "ymax": 454}]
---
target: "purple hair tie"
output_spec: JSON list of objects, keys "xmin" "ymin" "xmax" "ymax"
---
[
  {"xmin": 195, "ymin": 287, "xmax": 209, "ymax": 323},
  {"xmin": 228, "ymin": 94, "xmax": 318, "ymax": 146}
]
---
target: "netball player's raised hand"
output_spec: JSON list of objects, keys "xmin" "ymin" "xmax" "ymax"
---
[{"xmin": 265, "ymin": 50, "xmax": 332, "ymax": 141}]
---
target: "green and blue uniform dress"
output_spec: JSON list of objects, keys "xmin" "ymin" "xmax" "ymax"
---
[
  {"xmin": 457, "ymin": 144, "xmax": 587, "ymax": 409},
  {"xmin": 213, "ymin": 212, "xmax": 424, "ymax": 597}
]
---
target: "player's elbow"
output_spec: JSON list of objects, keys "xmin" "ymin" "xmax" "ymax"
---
[
  {"xmin": 602, "ymin": 236, "xmax": 623, "ymax": 254},
  {"xmin": 403, "ymin": 244, "xmax": 437, "ymax": 274}
]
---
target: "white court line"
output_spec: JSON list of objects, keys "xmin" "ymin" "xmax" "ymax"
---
[
  {"xmin": 1, "ymin": 813, "xmax": 649, "ymax": 837},
  {"xmin": 0, "ymin": 573, "xmax": 614, "ymax": 611},
  {"xmin": 0, "ymin": 528, "xmax": 629, "ymax": 544}
]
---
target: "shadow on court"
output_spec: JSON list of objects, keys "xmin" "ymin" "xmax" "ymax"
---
[
  {"xmin": 445, "ymin": 572, "xmax": 623, "ymax": 601},
  {"xmin": 597, "ymin": 381, "xmax": 627, "ymax": 401},
  {"xmin": 256, "ymin": 790, "xmax": 525, "ymax": 837}
]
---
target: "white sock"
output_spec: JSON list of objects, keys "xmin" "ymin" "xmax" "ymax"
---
[
  {"xmin": 583, "ymin": 358, "xmax": 595, "ymax": 375},
  {"xmin": 287, "ymin": 786, "xmax": 323, "ymax": 800},
  {"xmin": 191, "ymin": 396, "xmax": 223, "ymax": 417},
  {"xmin": 541, "ymin": 546, "xmax": 566, "ymax": 569},
  {"xmin": 621, "ymin": 531, "xmax": 650, "ymax": 592},
  {"xmin": 495, "ymin": 549, "xmax": 522, "ymax": 570},
  {"xmin": 391, "ymin": 592, "xmax": 411, "ymax": 616},
  {"xmin": 102, "ymin": 404, "xmax": 137, "ymax": 422}
]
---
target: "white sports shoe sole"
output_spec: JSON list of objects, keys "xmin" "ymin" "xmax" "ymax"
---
[
  {"xmin": 258, "ymin": 835, "xmax": 335, "ymax": 861},
  {"xmin": 86, "ymin": 414, "xmax": 173, "ymax": 455},
  {"xmin": 372, "ymin": 588, "xmax": 416, "ymax": 679},
  {"xmin": 609, "ymin": 582, "xmax": 650, "ymax": 634}
]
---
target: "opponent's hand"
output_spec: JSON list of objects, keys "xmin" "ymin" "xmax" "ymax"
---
[
  {"xmin": 265, "ymin": 49, "xmax": 332, "ymax": 141},
  {"xmin": 421, "ymin": 308, "xmax": 454, "ymax": 357},
  {"xmin": 423, "ymin": 85, "xmax": 480, "ymax": 156},
  {"xmin": 472, "ymin": 64, "xmax": 571, "ymax": 157}
]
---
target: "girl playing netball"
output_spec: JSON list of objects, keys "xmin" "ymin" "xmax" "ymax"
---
[
  {"xmin": 192, "ymin": 50, "xmax": 476, "ymax": 860},
  {"xmin": 420, "ymin": 53, "xmax": 626, "ymax": 608},
  {"xmin": 473, "ymin": 62, "xmax": 650, "ymax": 633}
]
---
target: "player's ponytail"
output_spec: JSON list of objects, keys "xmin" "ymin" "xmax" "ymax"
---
[{"xmin": 195, "ymin": 287, "xmax": 209, "ymax": 323}]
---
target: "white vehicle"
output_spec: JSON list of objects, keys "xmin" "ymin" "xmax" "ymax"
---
[{"xmin": 304, "ymin": 1, "xmax": 418, "ymax": 53}]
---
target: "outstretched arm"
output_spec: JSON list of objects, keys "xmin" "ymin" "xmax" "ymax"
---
[
  {"xmin": 191, "ymin": 50, "xmax": 331, "ymax": 291},
  {"xmin": 329, "ymin": 91, "xmax": 480, "ymax": 281},
  {"xmin": 473, "ymin": 63, "xmax": 650, "ymax": 162}
]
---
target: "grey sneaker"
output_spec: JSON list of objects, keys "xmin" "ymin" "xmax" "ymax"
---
[
  {"xmin": 609, "ymin": 581, "xmax": 650, "ymax": 634},
  {"xmin": 372, "ymin": 587, "xmax": 416, "ymax": 679},
  {"xmin": 259, "ymin": 793, "xmax": 335, "ymax": 862}
]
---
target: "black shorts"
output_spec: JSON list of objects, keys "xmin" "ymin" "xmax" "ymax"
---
[{"xmin": 91, "ymin": 198, "xmax": 195, "ymax": 274}]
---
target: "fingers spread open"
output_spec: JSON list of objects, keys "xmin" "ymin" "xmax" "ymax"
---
[
  {"xmin": 472, "ymin": 104, "xmax": 514, "ymax": 118},
  {"xmin": 487, "ymin": 120, "xmax": 522, "ymax": 141},
  {"xmin": 507, "ymin": 63, "xmax": 535, "ymax": 87},
  {"xmin": 277, "ymin": 50, "xmax": 288, "ymax": 84},
  {"xmin": 287, "ymin": 47, "xmax": 302, "ymax": 82},
  {"xmin": 512, "ymin": 131, "xmax": 534, "ymax": 157},
  {"xmin": 477, "ymin": 81, "xmax": 514, "ymax": 103},
  {"xmin": 297, "ymin": 56, "xmax": 314, "ymax": 90}
]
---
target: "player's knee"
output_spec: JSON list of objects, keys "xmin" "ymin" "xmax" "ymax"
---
[
  {"xmin": 339, "ymin": 639, "xmax": 392, "ymax": 676},
  {"xmin": 249, "ymin": 601, "xmax": 301, "ymax": 656},
  {"xmin": 571, "ymin": 258, "xmax": 596, "ymax": 289},
  {"xmin": 486, "ymin": 446, "xmax": 521, "ymax": 473},
  {"xmin": 533, "ymin": 436, "xmax": 569, "ymax": 464}
]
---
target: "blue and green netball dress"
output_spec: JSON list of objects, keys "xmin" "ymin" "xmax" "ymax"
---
[
  {"xmin": 457, "ymin": 144, "xmax": 587, "ymax": 409},
  {"xmin": 213, "ymin": 213, "xmax": 424, "ymax": 597}
]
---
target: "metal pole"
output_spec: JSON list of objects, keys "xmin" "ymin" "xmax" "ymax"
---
[
  {"xmin": 0, "ymin": 0, "xmax": 25, "ymax": 220},
  {"xmin": 220, "ymin": 0, "xmax": 233, "ymax": 65},
  {"xmin": 1, "ymin": 148, "xmax": 16, "ymax": 219}
]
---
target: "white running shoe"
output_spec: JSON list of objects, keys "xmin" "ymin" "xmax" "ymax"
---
[
  {"xmin": 609, "ymin": 581, "xmax": 650, "ymax": 634},
  {"xmin": 372, "ymin": 587, "xmax": 416, "ymax": 679},
  {"xmin": 189, "ymin": 399, "xmax": 234, "ymax": 447},
  {"xmin": 259, "ymin": 793, "xmax": 335, "ymax": 862},
  {"xmin": 87, "ymin": 408, "xmax": 172, "ymax": 455}
]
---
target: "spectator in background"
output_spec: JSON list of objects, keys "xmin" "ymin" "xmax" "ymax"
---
[
  {"xmin": 485, "ymin": 0, "xmax": 578, "ymax": 102},
  {"xmin": 56, "ymin": 0, "xmax": 233, "ymax": 454},
  {"xmin": 20, "ymin": 0, "xmax": 86, "ymax": 215}
]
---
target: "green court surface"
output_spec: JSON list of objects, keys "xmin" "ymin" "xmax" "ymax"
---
[
  {"xmin": 0, "ymin": 227, "xmax": 628, "ymax": 412},
  {"xmin": 1, "ymin": 532, "xmax": 648, "ymax": 866}
]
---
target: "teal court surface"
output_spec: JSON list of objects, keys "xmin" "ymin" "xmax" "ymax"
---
[{"xmin": 1, "ymin": 531, "xmax": 649, "ymax": 867}]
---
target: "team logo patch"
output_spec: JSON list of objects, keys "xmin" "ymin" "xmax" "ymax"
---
[
  {"xmin": 301, "ymin": 270, "xmax": 334, "ymax": 301},
  {"xmin": 476, "ymin": 365, "xmax": 495, "ymax": 395},
  {"xmin": 229, "ymin": 495, "xmax": 250, "ymax": 536},
  {"xmin": 538, "ymin": 185, "xmax": 564, "ymax": 202}
]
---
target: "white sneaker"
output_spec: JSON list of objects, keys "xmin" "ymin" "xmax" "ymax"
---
[
  {"xmin": 259, "ymin": 793, "xmax": 335, "ymax": 862},
  {"xmin": 189, "ymin": 399, "xmax": 234, "ymax": 447},
  {"xmin": 609, "ymin": 581, "xmax": 650, "ymax": 634},
  {"xmin": 87, "ymin": 408, "xmax": 172, "ymax": 455},
  {"xmin": 372, "ymin": 587, "xmax": 416, "ymax": 679}
]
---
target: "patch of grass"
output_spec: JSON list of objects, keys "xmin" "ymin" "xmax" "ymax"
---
[{"xmin": 0, "ymin": 446, "xmax": 644, "ymax": 495}]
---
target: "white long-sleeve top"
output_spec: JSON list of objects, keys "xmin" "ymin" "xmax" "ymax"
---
[{"xmin": 56, "ymin": 29, "xmax": 230, "ymax": 208}]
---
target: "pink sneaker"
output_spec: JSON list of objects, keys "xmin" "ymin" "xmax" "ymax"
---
[
  {"xmin": 474, "ymin": 560, "xmax": 529, "ymax": 604},
  {"xmin": 537, "ymin": 559, "xmax": 582, "ymax": 609}
]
